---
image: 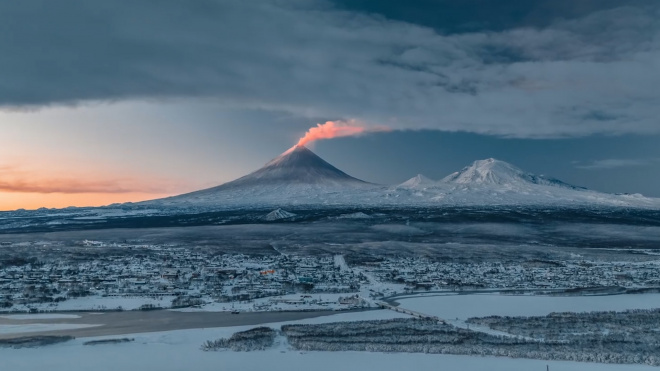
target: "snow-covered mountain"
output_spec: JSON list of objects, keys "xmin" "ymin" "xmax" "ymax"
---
[
  {"xmin": 152, "ymin": 145, "xmax": 374, "ymax": 208},
  {"xmin": 211, "ymin": 145, "xmax": 368, "ymax": 189},
  {"xmin": 394, "ymin": 158, "xmax": 656, "ymax": 207},
  {"xmin": 263, "ymin": 208, "xmax": 297, "ymax": 221},
  {"xmin": 145, "ymin": 147, "xmax": 659, "ymax": 210},
  {"xmin": 397, "ymin": 174, "xmax": 437, "ymax": 189},
  {"xmin": 442, "ymin": 158, "xmax": 583, "ymax": 190}
]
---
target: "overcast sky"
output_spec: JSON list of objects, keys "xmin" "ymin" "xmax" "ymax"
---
[{"xmin": 1, "ymin": 0, "xmax": 659, "ymax": 210}]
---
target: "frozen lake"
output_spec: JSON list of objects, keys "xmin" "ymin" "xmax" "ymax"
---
[{"xmin": 395, "ymin": 292, "xmax": 660, "ymax": 319}]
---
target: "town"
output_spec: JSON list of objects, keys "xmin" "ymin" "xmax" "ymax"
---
[{"xmin": 1, "ymin": 240, "xmax": 660, "ymax": 313}]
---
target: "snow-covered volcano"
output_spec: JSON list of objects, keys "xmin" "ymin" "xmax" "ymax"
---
[
  {"xmin": 392, "ymin": 158, "xmax": 657, "ymax": 207},
  {"xmin": 212, "ymin": 145, "xmax": 368, "ymax": 189},
  {"xmin": 155, "ymin": 145, "xmax": 374, "ymax": 207},
  {"xmin": 442, "ymin": 158, "xmax": 584, "ymax": 190}
]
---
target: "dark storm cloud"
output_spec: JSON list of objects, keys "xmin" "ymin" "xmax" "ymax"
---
[
  {"xmin": 331, "ymin": 0, "xmax": 652, "ymax": 34},
  {"xmin": 1, "ymin": 0, "xmax": 659, "ymax": 138}
]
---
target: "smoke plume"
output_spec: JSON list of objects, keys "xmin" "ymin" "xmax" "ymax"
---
[{"xmin": 297, "ymin": 120, "xmax": 384, "ymax": 146}]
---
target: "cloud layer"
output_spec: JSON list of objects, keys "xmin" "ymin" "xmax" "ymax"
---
[
  {"xmin": 575, "ymin": 158, "xmax": 659, "ymax": 170},
  {"xmin": 2, "ymin": 0, "xmax": 659, "ymax": 138},
  {"xmin": 0, "ymin": 178, "xmax": 158, "ymax": 194}
]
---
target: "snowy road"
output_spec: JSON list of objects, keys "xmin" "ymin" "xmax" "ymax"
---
[{"xmin": 333, "ymin": 254, "xmax": 350, "ymax": 272}]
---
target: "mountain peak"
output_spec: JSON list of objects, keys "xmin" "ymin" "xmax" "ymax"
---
[
  {"xmin": 442, "ymin": 158, "xmax": 524, "ymax": 185},
  {"xmin": 398, "ymin": 174, "xmax": 436, "ymax": 188},
  {"xmin": 262, "ymin": 145, "xmax": 326, "ymax": 169},
  {"xmin": 279, "ymin": 144, "xmax": 311, "ymax": 156},
  {"xmin": 263, "ymin": 208, "xmax": 297, "ymax": 221}
]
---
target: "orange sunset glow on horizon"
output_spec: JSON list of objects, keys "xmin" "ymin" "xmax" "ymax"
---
[{"xmin": 0, "ymin": 154, "xmax": 190, "ymax": 211}]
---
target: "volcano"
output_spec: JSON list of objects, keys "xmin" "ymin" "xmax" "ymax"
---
[
  {"xmin": 212, "ymin": 145, "xmax": 368, "ymax": 189},
  {"xmin": 441, "ymin": 158, "xmax": 584, "ymax": 190},
  {"xmin": 158, "ymin": 145, "xmax": 374, "ymax": 207}
]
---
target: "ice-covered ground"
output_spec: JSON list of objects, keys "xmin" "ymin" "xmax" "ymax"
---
[
  {"xmin": 1, "ymin": 309, "xmax": 656, "ymax": 371},
  {"xmin": 396, "ymin": 292, "xmax": 660, "ymax": 320}
]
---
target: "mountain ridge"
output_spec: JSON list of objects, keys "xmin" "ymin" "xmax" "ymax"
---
[{"xmin": 145, "ymin": 147, "xmax": 658, "ymax": 209}]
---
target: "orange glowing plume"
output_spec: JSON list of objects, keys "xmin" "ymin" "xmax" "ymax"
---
[{"xmin": 297, "ymin": 120, "xmax": 382, "ymax": 146}]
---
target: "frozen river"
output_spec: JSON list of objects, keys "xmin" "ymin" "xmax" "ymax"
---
[
  {"xmin": 2, "ymin": 310, "xmax": 658, "ymax": 371},
  {"xmin": 394, "ymin": 292, "xmax": 660, "ymax": 319}
]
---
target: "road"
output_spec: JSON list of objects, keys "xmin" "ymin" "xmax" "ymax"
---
[
  {"xmin": 334, "ymin": 254, "xmax": 350, "ymax": 272},
  {"xmin": 374, "ymin": 301, "xmax": 445, "ymax": 323}
]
